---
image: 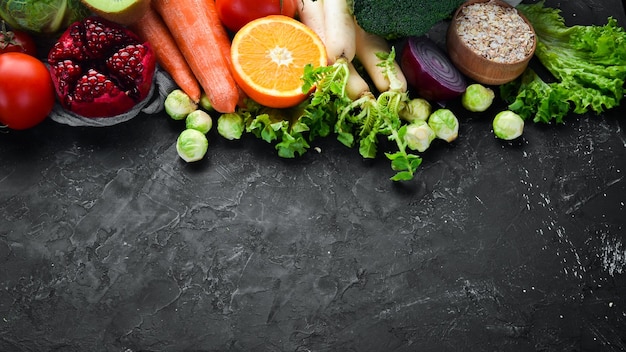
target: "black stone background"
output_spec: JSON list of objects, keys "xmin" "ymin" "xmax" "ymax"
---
[{"xmin": 1, "ymin": 1, "xmax": 625, "ymax": 351}]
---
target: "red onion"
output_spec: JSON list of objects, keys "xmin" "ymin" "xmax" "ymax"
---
[{"xmin": 400, "ymin": 36, "xmax": 467, "ymax": 102}]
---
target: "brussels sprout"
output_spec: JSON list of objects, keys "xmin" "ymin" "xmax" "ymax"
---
[
  {"xmin": 199, "ymin": 92, "xmax": 214, "ymax": 112},
  {"xmin": 404, "ymin": 120, "xmax": 436, "ymax": 152},
  {"xmin": 493, "ymin": 110, "xmax": 524, "ymax": 140},
  {"xmin": 186, "ymin": 110, "xmax": 213, "ymax": 134},
  {"xmin": 428, "ymin": 108, "xmax": 459, "ymax": 142},
  {"xmin": 461, "ymin": 83, "xmax": 495, "ymax": 112},
  {"xmin": 399, "ymin": 98, "xmax": 432, "ymax": 122},
  {"xmin": 164, "ymin": 89, "xmax": 198, "ymax": 120},
  {"xmin": 176, "ymin": 129, "xmax": 208, "ymax": 162},
  {"xmin": 217, "ymin": 113, "xmax": 245, "ymax": 140}
]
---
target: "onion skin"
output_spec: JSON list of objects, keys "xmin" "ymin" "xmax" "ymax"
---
[{"xmin": 400, "ymin": 36, "xmax": 467, "ymax": 102}]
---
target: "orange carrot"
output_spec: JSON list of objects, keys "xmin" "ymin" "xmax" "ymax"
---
[
  {"xmin": 152, "ymin": 0, "xmax": 240, "ymax": 113},
  {"xmin": 130, "ymin": 6, "xmax": 202, "ymax": 103}
]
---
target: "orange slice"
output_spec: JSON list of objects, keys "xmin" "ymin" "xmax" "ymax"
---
[{"xmin": 230, "ymin": 15, "xmax": 327, "ymax": 108}]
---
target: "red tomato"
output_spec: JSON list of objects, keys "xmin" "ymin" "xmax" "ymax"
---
[
  {"xmin": 215, "ymin": 0, "xmax": 298, "ymax": 33},
  {"xmin": 0, "ymin": 25, "xmax": 37, "ymax": 56},
  {"xmin": 0, "ymin": 52, "xmax": 55, "ymax": 130}
]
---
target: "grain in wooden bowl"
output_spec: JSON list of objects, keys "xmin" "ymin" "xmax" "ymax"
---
[{"xmin": 446, "ymin": 0, "xmax": 536, "ymax": 85}]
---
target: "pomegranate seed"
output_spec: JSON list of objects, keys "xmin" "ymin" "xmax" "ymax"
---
[{"xmin": 74, "ymin": 69, "xmax": 118, "ymax": 102}]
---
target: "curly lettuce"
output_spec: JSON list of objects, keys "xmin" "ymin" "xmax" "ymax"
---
[
  {"xmin": 500, "ymin": 1, "xmax": 626, "ymax": 123},
  {"xmin": 242, "ymin": 52, "xmax": 423, "ymax": 181}
]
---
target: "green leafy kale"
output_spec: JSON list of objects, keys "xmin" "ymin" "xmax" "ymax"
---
[{"xmin": 501, "ymin": 1, "xmax": 626, "ymax": 123}]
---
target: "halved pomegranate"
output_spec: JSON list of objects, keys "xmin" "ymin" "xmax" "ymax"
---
[{"xmin": 47, "ymin": 16, "xmax": 156, "ymax": 118}]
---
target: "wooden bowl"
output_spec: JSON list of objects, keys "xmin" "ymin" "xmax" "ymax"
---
[{"xmin": 446, "ymin": 0, "xmax": 536, "ymax": 85}]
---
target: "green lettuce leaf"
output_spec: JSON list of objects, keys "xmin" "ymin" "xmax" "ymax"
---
[{"xmin": 501, "ymin": 1, "xmax": 626, "ymax": 123}]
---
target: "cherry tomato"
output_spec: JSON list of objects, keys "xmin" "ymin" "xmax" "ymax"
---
[
  {"xmin": 215, "ymin": 0, "xmax": 298, "ymax": 33},
  {"xmin": 0, "ymin": 23, "xmax": 37, "ymax": 56},
  {"xmin": 0, "ymin": 52, "xmax": 56, "ymax": 130}
]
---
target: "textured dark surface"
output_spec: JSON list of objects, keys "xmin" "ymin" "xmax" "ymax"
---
[{"xmin": 1, "ymin": 1, "xmax": 626, "ymax": 351}]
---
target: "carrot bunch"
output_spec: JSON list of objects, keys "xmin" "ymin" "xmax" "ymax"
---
[{"xmin": 130, "ymin": 0, "xmax": 240, "ymax": 113}]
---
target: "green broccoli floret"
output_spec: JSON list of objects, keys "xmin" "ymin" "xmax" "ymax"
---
[{"xmin": 351, "ymin": 0, "xmax": 466, "ymax": 40}]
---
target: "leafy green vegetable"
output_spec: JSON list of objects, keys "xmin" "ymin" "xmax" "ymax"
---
[
  {"xmin": 0, "ymin": 0, "xmax": 89, "ymax": 35},
  {"xmin": 301, "ymin": 57, "xmax": 353, "ymax": 142},
  {"xmin": 326, "ymin": 49, "xmax": 423, "ymax": 181},
  {"xmin": 213, "ymin": 60, "xmax": 349, "ymax": 160},
  {"xmin": 234, "ymin": 59, "xmax": 352, "ymax": 158},
  {"xmin": 501, "ymin": 1, "xmax": 626, "ymax": 123},
  {"xmin": 244, "ymin": 101, "xmax": 312, "ymax": 158},
  {"xmin": 220, "ymin": 50, "xmax": 423, "ymax": 181}
]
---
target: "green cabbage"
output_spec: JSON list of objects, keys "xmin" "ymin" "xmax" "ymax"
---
[{"xmin": 0, "ymin": 0, "xmax": 90, "ymax": 35}]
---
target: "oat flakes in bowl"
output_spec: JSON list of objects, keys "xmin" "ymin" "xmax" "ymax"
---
[{"xmin": 446, "ymin": 0, "xmax": 536, "ymax": 85}]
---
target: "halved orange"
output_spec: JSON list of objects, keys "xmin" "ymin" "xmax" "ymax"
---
[{"xmin": 230, "ymin": 15, "xmax": 327, "ymax": 109}]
